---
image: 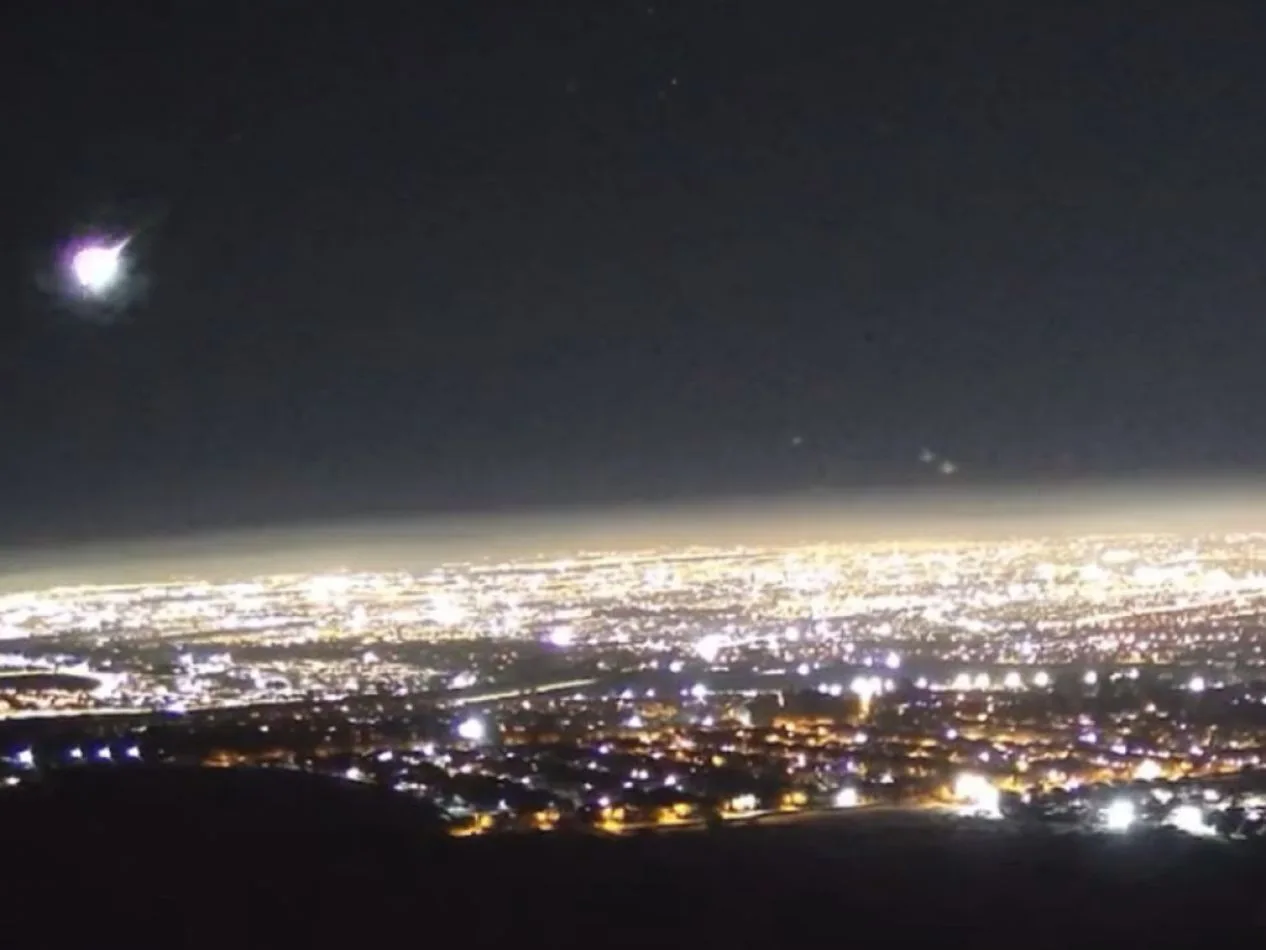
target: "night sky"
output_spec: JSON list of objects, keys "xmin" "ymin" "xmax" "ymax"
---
[{"xmin": 6, "ymin": 1, "xmax": 1266, "ymax": 547}]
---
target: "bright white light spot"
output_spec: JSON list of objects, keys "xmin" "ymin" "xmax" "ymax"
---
[
  {"xmin": 456, "ymin": 716, "xmax": 487, "ymax": 742},
  {"xmin": 972, "ymin": 673, "xmax": 990, "ymax": 690},
  {"xmin": 834, "ymin": 787, "xmax": 859, "ymax": 808},
  {"xmin": 15, "ymin": 748, "xmax": 34, "ymax": 768},
  {"xmin": 690, "ymin": 682, "xmax": 709, "ymax": 701},
  {"xmin": 668, "ymin": 660, "xmax": 685, "ymax": 674},
  {"xmin": 625, "ymin": 713, "xmax": 645, "ymax": 729},
  {"xmin": 1083, "ymin": 670, "xmax": 1099, "ymax": 687},
  {"xmin": 1003, "ymin": 671, "xmax": 1023, "ymax": 690},
  {"xmin": 884, "ymin": 652, "xmax": 901, "ymax": 671},
  {"xmin": 796, "ymin": 662, "xmax": 811, "ymax": 676},
  {"xmin": 71, "ymin": 243, "xmax": 123, "ymax": 294},
  {"xmin": 1168, "ymin": 804, "xmax": 1212, "ymax": 836},
  {"xmin": 449, "ymin": 670, "xmax": 477, "ymax": 690},
  {"xmin": 428, "ymin": 594, "xmax": 466, "ymax": 627},
  {"xmin": 695, "ymin": 634, "xmax": 725, "ymax": 664},
  {"xmin": 1134, "ymin": 759, "xmax": 1163, "ymax": 782},
  {"xmin": 1188, "ymin": 675, "xmax": 1206, "ymax": 693},
  {"xmin": 96, "ymin": 746, "xmax": 112, "ymax": 761},
  {"xmin": 345, "ymin": 766, "xmax": 365, "ymax": 782},
  {"xmin": 547, "ymin": 625, "xmax": 575, "ymax": 648},
  {"xmin": 850, "ymin": 675, "xmax": 881, "ymax": 702},
  {"xmin": 1033, "ymin": 670, "xmax": 1051, "ymax": 688},
  {"xmin": 952, "ymin": 672, "xmax": 972, "ymax": 691},
  {"xmin": 126, "ymin": 745, "xmax": 141, "ymax": 760},
  {"xmin": 1103, "ymin": 798, "xmax": 1135, "ymax": 831},
  {"xmin": 953, "ymin": 773, "xmax": 1001, "ymax": 817},
  {"xmin": 730, "ymin": 793, "xmax": 758, "ymax": 813}
]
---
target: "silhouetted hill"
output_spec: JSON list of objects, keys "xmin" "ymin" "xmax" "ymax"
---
[{"xmin": 3, "ymin": 767, "xmax": 1265, "ymax": 947}]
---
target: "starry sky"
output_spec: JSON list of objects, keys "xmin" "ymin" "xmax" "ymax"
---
[{"xmin": 5, "ymin": 1, "xmax": 1266, "ymax": 548}]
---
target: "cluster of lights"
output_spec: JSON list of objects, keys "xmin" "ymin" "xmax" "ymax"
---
[
  {"xmin": 953, "ymin": 772, "xmax": 1001, "ymax": 818},
  {"xmin": 8, "ymin": 744, "xmax": 141, "ymax": 767},
  {"xmin": 1102, "ymin": 798, "xmax": 1136, "ymax": 832}
]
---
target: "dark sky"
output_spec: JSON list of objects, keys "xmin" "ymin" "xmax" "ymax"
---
[{"xmin": 5, "ymin": 0, "xmax": 1266, "ymax": 547}]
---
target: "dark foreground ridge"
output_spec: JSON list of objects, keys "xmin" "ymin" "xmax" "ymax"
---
[{"xmin": 4, "ymin": 767, "xmax": 1266, "ymax": 948}]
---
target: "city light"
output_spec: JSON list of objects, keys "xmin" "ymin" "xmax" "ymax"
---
[
  {"xmin": 547, "ymin": 626, "xmax": 575, "ymax": 648},
  {"xmin": 1103, "ymin": 798, "xmax": 1136, "ymax": 832},
  {"xmin": 850, "ymin": 675, "xmax": 882, "ymax": 702},
  {"xmin": 834, "ymin": 786, "xmax": 860, "ymax": 808},
  {"xmin": 695, "ymin": 634, "xmax": 725, "ymax": 664},
  {"xmin": 1168, "ymin": 804, "xmax": 1213, "ymax": 836},
  {"xmin": 953, "ymin": 773, "xmax": 1001, "ymax": 818},
  {"xmin": 0, "ymin": 530, "xmax": 1262, "ymax": 848},
  {"xmin": 456, "ymin": 716, "xmax": 487, "ymax": 742}
]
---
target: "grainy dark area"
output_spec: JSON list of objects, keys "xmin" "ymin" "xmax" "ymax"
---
[{"xmin": 4, "ymin": 768, "xmax": 1263, "ymax": 947}]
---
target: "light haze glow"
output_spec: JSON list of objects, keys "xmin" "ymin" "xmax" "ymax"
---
[{"xmin": 7, "ymin": 478, "xmax": 1266, "ymax": 589}]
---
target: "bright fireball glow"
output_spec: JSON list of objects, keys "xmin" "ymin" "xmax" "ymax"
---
[{"xmin": 71, "ymin": 243, "xmax": 124, "ymax": 294}]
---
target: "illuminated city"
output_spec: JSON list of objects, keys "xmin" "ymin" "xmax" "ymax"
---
[{"xmin": 3, "ymin": 530, "xmax": 1265, "ymax": 840}]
